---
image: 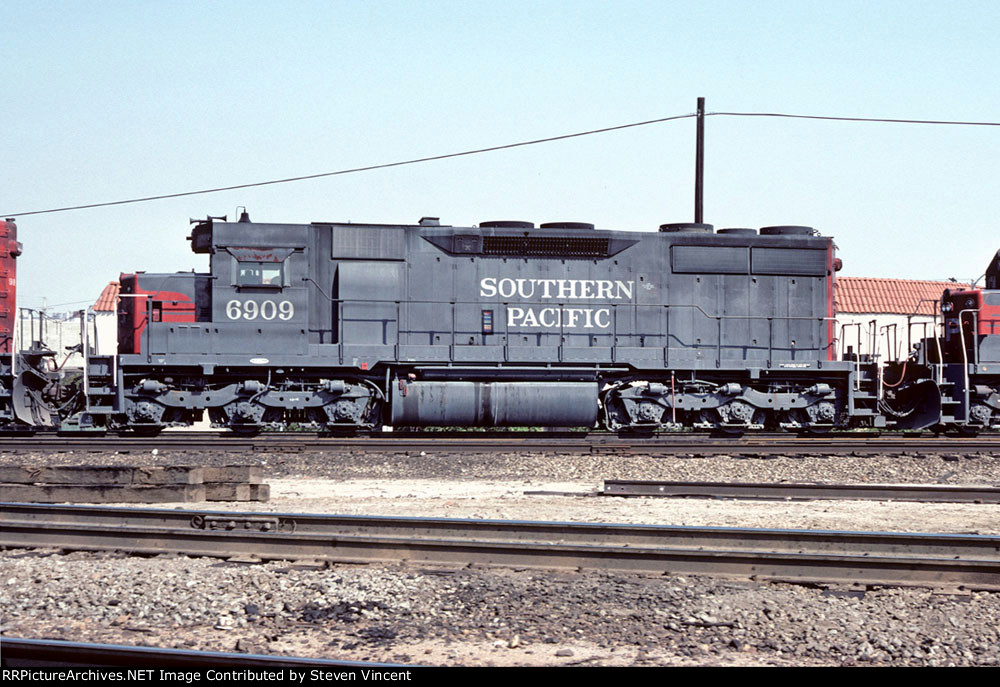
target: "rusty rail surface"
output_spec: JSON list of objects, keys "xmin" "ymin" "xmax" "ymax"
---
[
  {"xmin": 601, "ymin": 480, "xmax": 1000, "ymax": 503},
  {"xmin": 0, "ymin": 431, "xmax": 999, "ymax": 455},
  {"xmin": 2, "ymin": 504, "xmax": 998, "ymax": 590}
]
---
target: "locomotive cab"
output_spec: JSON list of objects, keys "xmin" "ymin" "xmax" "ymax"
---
[
  {"xmin": 941, "ymin": 288, "xmax": 1000, "ymax": 364},
  {"xmin": 929, "ymin": 285, "xmax": 1000, "ymax": 428}
]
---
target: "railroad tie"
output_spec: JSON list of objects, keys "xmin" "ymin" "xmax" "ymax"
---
[{"xmin": 0, "ymin": 464, "xmax": 269, "ymax": 504}]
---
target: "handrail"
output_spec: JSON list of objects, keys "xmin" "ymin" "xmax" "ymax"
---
[
  {"xmin": 298, "ymin": 287, "xmax": 836, "ymax": 323},
  {"xmin": 291, "ymin": 293, "xmax": 837, "ymax": 366},
  {"xmin": 127, "ymin": 282, "xmax": 840, "ymax": 368},
  {"xmin": 838, "ymin": 322, "xmax": 863, "ymax": 390},
  {"xmin": 905, "ymin": 318, "xmax": 932, "ymax": 360},
  {"xmin": 904, "ymin": 298, "xmax": 942, "ymax": 354},
  {"xmin": 839, "ymin": 322, "xmax": 862, "ymax": 360},
  {"xmin": 957, "ymin": 308, "xmax": 978, "ymax": 420},
  {"xmin": 117, "ymin": 293, "xmax": 154, "ymax": 364},
  {"xmin": 878, "ymin": 323, "xmax": 899, "ymax": 362},
  {"xmin": 934, "ymin": 319, "xmax": 944, "ymax": 385},
  {"xmin": 82, "ymin": 307, "xmax": 90, "ymax": 405}
]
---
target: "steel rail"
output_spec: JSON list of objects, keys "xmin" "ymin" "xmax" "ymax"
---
[
  {"xmin": 602, "ymin": 480, "xmax": 1000, "ymax": 503},
  {"xmin": 0, "ymin": 432, "xmax": 999, "ymax": 455},
  {"xmin": 0, "ymin": 637, "xmax": 412, "ymax": 669},
  {"xmin": 2, "ymin": 504, "xmax": 998, "ymax": 590}
]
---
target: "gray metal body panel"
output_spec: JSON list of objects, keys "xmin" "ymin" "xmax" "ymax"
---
[
  {"xmin": 106, "ymin": 218, "xmax": 864, "ymax": 430},
  {"xmin": 130, "ymin": 220, "xmax": 840, "ymax": 376}
]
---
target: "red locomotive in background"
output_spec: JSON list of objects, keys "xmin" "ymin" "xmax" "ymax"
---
[{"xmin": 0, "ymin": 218, "xmax": 21, "ymax": 355}]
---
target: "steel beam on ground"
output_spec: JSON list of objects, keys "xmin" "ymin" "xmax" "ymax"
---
[
  {"xmin": 602, "ymin": 480, "xmax": 1000, "ymax": 503},
  {"xmin": 2, "ymin": 504, "xmax": 998, "ymax": 590}
]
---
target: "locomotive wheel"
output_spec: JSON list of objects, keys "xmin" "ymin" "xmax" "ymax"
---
[
  {"xmin": 700, "ymin": 404, "xmax": 763, "ymax": 432},
  {"xmin": 970, "ymin": 403, "xmax": 994, "ymax": 427},
  {"xmin": 780, "ymin": 409, "xmax": 832, "ymax": 434},
  {"xmin": 697, "ymin": 409, "xmax": 718, "ymax": 426},
  {"xmin": 320, "ymin": 426, "xmax": 367, "ymax": 437},
  {"xmin": 617, "ymin": 426, "xmax": 656, "ymax": 438},
  {"xmin": 943, "ymin": 424, "xmax": 979, "ymax": 437}
]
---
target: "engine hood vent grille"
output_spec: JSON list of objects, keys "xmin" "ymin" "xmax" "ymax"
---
[{"xmin": 483, "ymin": 235, "xmax": 610, "ymax": 257}]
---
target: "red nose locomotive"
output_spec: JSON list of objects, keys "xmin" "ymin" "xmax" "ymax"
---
[
  {"xmin": 880, "ymin": 250, "xmax": 1000, "ymax": 430},
  {"xmin": 0, "ymin": 219, "xmax": 59, "ymax": 428}
]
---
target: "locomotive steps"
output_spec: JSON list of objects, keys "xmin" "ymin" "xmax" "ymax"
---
[{"xmin": 0, "ymin": 465, "xmax": 269, "ymax": 503}]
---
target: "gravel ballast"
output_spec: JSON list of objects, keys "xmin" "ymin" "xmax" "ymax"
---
[
  {"xmin": 1, "ymin": 446, "xmax": 998, "ymax": 666},
  {"xmin": 2, "ymin": 550, "xmax": 998, "ymax": 667},
  {"xmin": 3, "ymin": 447, "xmax": 999, "ymax": 484}
]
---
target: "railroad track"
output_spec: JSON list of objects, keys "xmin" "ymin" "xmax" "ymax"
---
[
  {"xmin": 0, "ymin": 637, "xmax": 412, "ymax": 669},
  {"xmin": 2, "ymin": 503, "xmax": 998, "ymax": 590},
  {"xmin": 1, "ymin": 430, "xmax": 999, "ymax": 455},
  {"xmin": 597, "ymin": 480, "xmax": 1000, "ymax": 503}
]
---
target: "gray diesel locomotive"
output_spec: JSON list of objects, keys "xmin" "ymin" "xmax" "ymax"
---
[{"xmin": 83, "ymin": 213, "xmax": 880, "ymax": 434}]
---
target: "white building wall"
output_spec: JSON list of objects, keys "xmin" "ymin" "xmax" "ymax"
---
[
  {"xmin": 19, "ymin": 311, "xmax": 88, "ymax": 370},
  {"xmin": 836, "ymin": 313, "xmax": 938, "ymax": 362},
  {"xmin": 18, "ymin": 309, "xmax": 124, "ymax": 370},
  {"xmin": 92, "ymin": 312, "xmax": 117, "ymax": 356}
]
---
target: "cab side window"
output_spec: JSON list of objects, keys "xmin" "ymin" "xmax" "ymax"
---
[{"xmin": 236, "ymin": 259, "xmax": 285, "ymax": 287}]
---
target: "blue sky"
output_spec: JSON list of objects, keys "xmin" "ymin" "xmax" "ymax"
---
[{"xmin": 3, "ymin": 0, "xmax": 998, "ymax": 309}]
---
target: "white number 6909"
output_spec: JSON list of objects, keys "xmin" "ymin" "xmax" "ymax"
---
[{"xmin": 226, "ymin": 299, "xmax": 294, "ymax": 321}]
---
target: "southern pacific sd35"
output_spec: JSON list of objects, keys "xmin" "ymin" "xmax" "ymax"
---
[{"xmin": 81, "ymin": 214, "xmax": 865, "ymax": 434}]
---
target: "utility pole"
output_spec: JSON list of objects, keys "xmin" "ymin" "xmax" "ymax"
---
[{"xmin": 695, "ymin": 96, "xmax": 705, "ymax": 223}]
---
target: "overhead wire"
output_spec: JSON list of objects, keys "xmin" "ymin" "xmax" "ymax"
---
[
  {"xmin": 2, "ymin": 113, "xmax": 697, "ymax": 218},
  {"xmin": 707, "ymin": 111, "xmax": 1000, "ymax": 126},
  {"xmin": 4, "ymin": 109, "xmax": 998, "ymax": 219}
]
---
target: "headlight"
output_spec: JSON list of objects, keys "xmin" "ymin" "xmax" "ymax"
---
[{"xmin": 942, "ymin": 302, "xmax": 954, "ymax": 312}]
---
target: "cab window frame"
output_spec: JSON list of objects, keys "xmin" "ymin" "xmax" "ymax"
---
[{"xmin": 234, "ymin": 258, "xmax": 286, "ymax": 289}]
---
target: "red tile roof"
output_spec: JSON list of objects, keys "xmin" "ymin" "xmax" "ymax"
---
[
  {"xmin": 835, "ymin": 278, "xmax": 959, "ymax": 316},
  {"xmin": 94, "ymin": 282, "xmax": 120, "ymax": 312}
]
